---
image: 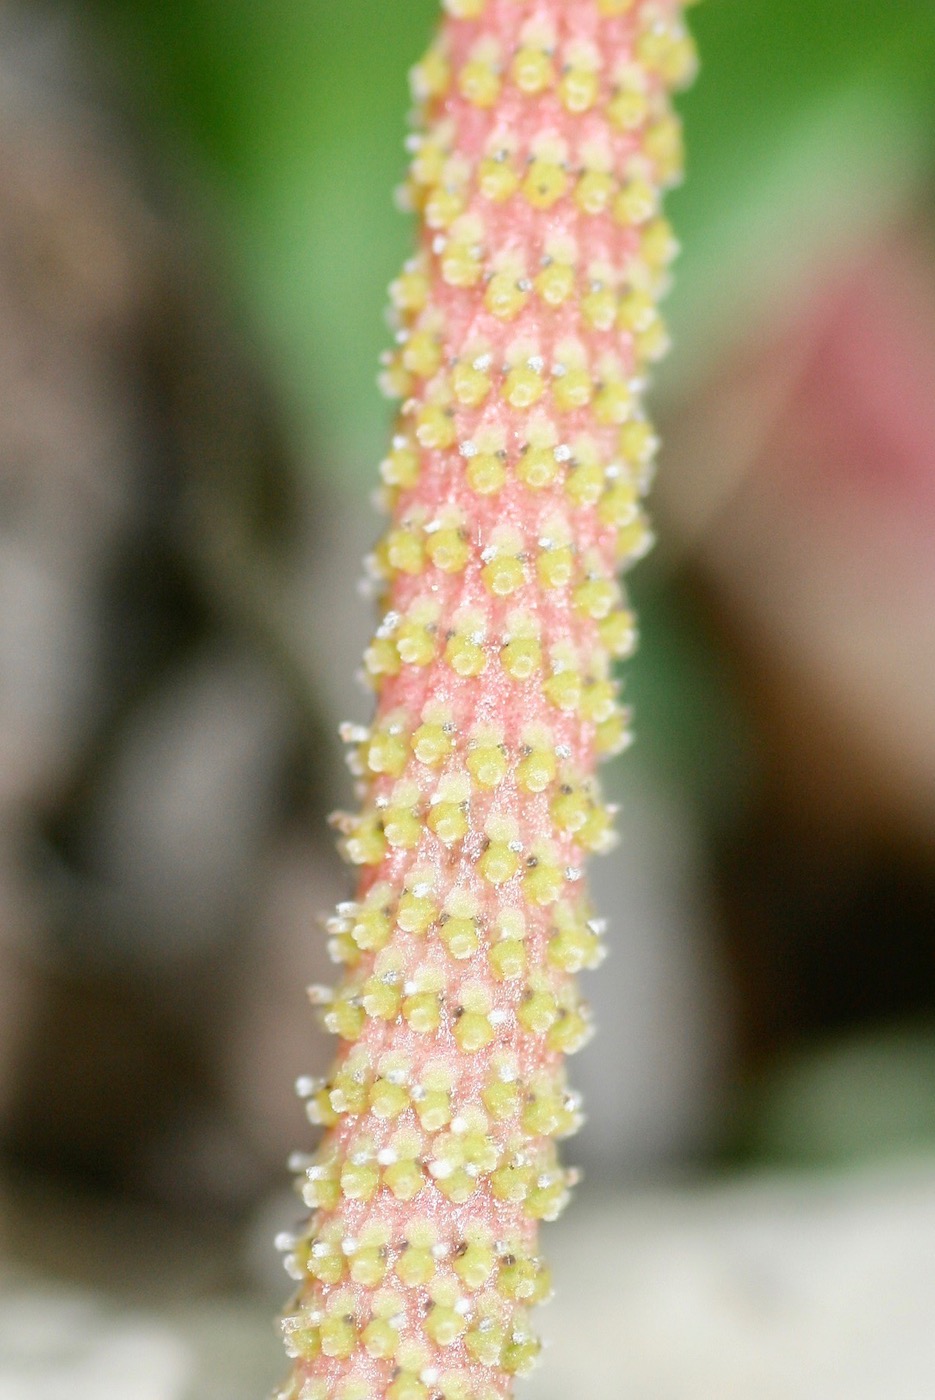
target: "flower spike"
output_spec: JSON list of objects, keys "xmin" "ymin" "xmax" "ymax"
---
[{"xmin": 276, "ymin": 2, "xmax": 696, "ymax": 1396}]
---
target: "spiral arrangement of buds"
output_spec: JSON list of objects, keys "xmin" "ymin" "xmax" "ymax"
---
[{"xmin": 275, "ymin": 3, "xmax": 696, "ymax": 1397}]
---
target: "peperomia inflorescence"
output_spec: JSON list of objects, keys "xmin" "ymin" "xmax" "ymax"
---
[{"xmin": 275, "ymin": 3, "xmax": 696, "ymax": 1397}]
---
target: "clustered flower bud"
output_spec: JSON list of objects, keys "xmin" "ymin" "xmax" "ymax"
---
[{"xmin": 276, "ymin": 3, "xmax": 696, "ymax": 1396}]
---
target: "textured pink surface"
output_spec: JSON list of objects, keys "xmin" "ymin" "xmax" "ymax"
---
[{"xmin": 276, "ymin": 3, "xmax": 694, "ymax": 1397}]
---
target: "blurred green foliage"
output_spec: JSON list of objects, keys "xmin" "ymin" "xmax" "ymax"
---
[
  {"xmin": 89, "ymin": 0, "xmax": 438, "ymax": 475},
  {"xmin": 670, "ymin": 0, "xmax": 935, "ymax": 382},
  {"xmin": 747, "ymin": 1026, "xmax": 935, "ymax": 1168}
]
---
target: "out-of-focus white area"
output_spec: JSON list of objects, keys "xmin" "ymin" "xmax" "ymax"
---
[
  {"xmin": 0, "ymin": 1289, "xmax": 192, "ymax": 1400},
  {"xmin": 534, "ymin": 1168, "xmax": 935, "ymax": 1400},
  {"xmin": 6, "ymin": 1167, "xmax": 935, "ymax": 1399}
]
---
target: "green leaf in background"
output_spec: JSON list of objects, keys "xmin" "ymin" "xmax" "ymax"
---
[
  {"xmin": 666, "ymin": 0, "xmax": 935, "ymax": 393},
  {"xmin": 746, "ymin": 1026, "xmax": 935, "ymax": 1168},
  {"xmin": 88, "ymin": 0, "xmax": 437, "ymax": 485}
]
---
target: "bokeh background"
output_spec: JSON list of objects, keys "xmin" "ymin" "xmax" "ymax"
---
[{"xmin": 2, "ymin": 1, "xmax": 935, "ymax": 1394}]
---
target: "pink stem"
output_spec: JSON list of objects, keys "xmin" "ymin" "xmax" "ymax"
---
[{"xmin": 276, "ymin": 4, "xmax": 696, "ymax": 1397}]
